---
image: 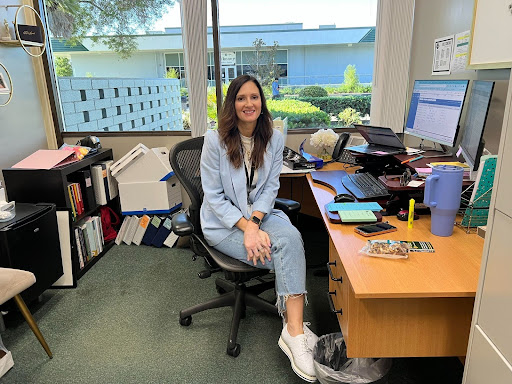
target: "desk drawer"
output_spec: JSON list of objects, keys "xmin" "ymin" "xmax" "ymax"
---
[{"xmin": 328, "ymin": 238, "xmax": 350, "ymax": 343}]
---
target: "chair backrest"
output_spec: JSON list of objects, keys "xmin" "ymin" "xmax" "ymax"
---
[{"xmin": 169, "ymin": 136, "xmax": 204, "ymax": 233}]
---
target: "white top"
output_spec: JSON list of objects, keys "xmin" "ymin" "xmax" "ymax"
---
[{"xmin": 240, "ymin": 133, "xmax": 258, "ymax": 213}]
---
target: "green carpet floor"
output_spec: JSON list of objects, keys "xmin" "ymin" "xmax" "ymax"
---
[{"xmin": 0, "ymin": 217, "xmax": 464, "ymax": 384}]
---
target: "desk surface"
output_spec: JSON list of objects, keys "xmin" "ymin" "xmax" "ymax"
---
[{"xmin": 306, "ymin": 163, "xmax": 484, "ymax": 300}]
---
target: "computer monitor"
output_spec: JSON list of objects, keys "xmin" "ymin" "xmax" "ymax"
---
[
  {"xmin": 460, "ymin": 81, "xmax": 495, "ymax": 171},
  {"xmin": 405, "ymin": 80, "xmax": 469, "ymax": 148}
]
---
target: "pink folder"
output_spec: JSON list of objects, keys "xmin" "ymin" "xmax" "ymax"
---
[{"xmin": 12, "ymin": 150, "xmax": 76, "ymax": 170}]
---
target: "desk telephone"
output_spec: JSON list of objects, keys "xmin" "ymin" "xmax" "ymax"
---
[{"xmin": 283, "ymin": 147, "xmax": 316, "ymax": 170}]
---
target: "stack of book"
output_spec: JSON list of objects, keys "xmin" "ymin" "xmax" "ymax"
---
[
  {"xmin": 67, "ymin": 182, "xmax": 84, "ymax": 220},
  {"xmin": 115, "ymin": 212, "xmax": 181, "ymax": 248},
  {"xmin": 74, "ymin": 215, "xmax": 105, "ymax": 269}
]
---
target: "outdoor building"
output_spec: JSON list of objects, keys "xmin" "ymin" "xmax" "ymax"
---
[{"xmin": 52, "ymin": 23, "xmax": 375, "ymax": 87}]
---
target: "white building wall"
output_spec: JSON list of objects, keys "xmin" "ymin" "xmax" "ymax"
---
[{"xmin": 67, "ymin": 52, "xmax": 167, "ymax": 79}]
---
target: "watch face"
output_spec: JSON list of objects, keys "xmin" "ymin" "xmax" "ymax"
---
[{"xmin": 251, "ymin": 216, "xmax": 261, "ymax": 226}]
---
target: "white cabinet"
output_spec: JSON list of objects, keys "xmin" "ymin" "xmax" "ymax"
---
[
  {"xmin": 478, "ymin": 211, "xmax": 512, "ymax": 363},
  {"xmin": 464, "ymin": 327, "xmax": 512, "ymax": 384}
]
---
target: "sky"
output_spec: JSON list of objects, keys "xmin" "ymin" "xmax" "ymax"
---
[{"xmin": 152, "ymin": 0, "xmax": 377, "ymax": 31}]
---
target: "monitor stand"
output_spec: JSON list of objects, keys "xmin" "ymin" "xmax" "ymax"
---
[{"xmin": 418, "ymin": 141, "xmax": 453, "ymax": 157}]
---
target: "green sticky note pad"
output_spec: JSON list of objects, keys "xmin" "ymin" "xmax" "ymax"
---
[{"xmin": 338, "ymin": 210, "xmax": 377, "ymax": 223}]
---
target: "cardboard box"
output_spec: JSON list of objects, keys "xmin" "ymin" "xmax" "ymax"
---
[{"xmin": 118, "ymin": 176, "xmax": 182, "ymax": 215}]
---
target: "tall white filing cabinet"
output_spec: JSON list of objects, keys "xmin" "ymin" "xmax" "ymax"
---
[{"xmin": 463, "ymin": 77, "xmax": 512, "ymax": 382}]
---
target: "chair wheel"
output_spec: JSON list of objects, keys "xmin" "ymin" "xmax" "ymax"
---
[
  {"xmin": 198, "ymin": 270, "xmax": 211, "ymax": 279},
  {"xmin": 179, "ymin": 316, "xmax": 192, "ymax": 326},
  {"xmin": 227, "ymin": 343, "xmax": 241, "ymax": 357}
]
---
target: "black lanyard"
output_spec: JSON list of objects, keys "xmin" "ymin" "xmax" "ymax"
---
[{"xmin": 244, "ymin": 160, "xmax": 255, "ymax": 192}]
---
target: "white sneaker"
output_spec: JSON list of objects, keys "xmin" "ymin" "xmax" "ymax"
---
[
  {"xmin": 278, "ymin": 324, "xmax": 317, "ymax": 382},
  {"xmin": 303, "ymin": 322, "xmax": 319, "ymax": 352},
  {"xmin": 283, "ymin": 320, "xmax": 319, "ymax": 351}
]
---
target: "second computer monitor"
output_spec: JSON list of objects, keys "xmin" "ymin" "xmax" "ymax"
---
[
  {"xmin": 460, "ymin": 80, "xmax": 495, "ymax": 171},
  {"xmin": 405, "ymin": 80, "xmax": 469, "ymax": 147}
]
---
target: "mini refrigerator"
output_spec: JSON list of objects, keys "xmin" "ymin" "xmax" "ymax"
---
[{"xmin": 0, "ymin": 203, "xmax": 63, "ymax": 304}]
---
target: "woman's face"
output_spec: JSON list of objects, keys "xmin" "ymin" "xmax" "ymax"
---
[{"xmin": 234, "ymin": 81, "xmax": 262, "ymax": 130}]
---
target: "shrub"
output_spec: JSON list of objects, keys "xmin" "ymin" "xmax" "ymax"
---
[
  {"xmin": 298, "ymin": 86, "xmax": 328, "ymax": 98},
  {"xmin": 279, "ymin": 87, "xmax": 299, "ymax": 96},
  {"xmin": 165, "ymin": 68, "xmax": 179, "ymax": 79},
  {"xmin": 267, "ymin": 99, "xmax": 330, "ymax": 129},
  {"xmin": 298, "ymin": 95, "xmax": 371, "ymax": 116},
  {"xmin": 343, "ymin": 64, "xmax": 360, "ymax": 93},
  {"xmin": 338, "ymin": 107, "xmax": 362, "ymax": 127},
  {"xmin": 55, "ymin": 57, "xmax": 73, "ymax": 77}
]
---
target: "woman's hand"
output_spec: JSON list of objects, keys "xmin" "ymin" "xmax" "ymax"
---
[{"xmin": 244, "ymin": 226, "xmax": 272, "ymax": 266}]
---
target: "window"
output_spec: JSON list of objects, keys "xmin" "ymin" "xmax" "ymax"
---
[
  {"xmin": 212, "ymin": 0, "xmax": 378, "ymax": 129},
  {"xmin": 45, "ymin": 2, "xmax": 188, "ymax": 133}
]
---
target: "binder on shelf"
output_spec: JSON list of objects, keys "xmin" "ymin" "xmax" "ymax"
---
[
  {"xmin": 91, "ymin": 165, "xmax": 107, "ymax": 205},
  {"xmin": 68, "ymin": 170, "xmax": 96, "ymax": 211},
  {"xmin": 96, "ymin": 160, "xmax": 119, "ymax": 200},
  {"xmin": 142, "ymin": 216, "xmax": 162, "ymax": 246},
  {"xmin": 67, "ymin": 184, "xmax": 77, "ymax": 219},
  {"xmin": 115, "ymin": 216, "xmax": 130, "ymax": 245},
  {"xmin": 132, "ymin": 215, "xmax": 150, "ymax": 246},
  {"xmin": 123, "ymin": 216, "xmax": 140, "ymax": 245},
  {"xmin": 151, "ymin": 216, "xmax": 172, "ymax": 248},
  {"xmin": 81, "ymin": 222, "xmax": 93, "ymax": 259},
  {"xmin": 92, "ymin": 216, "xmax": 103, "ymax": 254}
]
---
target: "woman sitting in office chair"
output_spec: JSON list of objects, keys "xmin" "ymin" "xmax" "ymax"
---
[{"xmin": 200, "ymin": 75, "xmax": 317, "ymax": 382}]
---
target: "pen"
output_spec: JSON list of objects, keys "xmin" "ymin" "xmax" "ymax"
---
[
  {"xmin": 401, "ymin": 157, "xmax": 415, "ymax": 164},
  {"xmin": 409, "ymin": 155, "xmax": 424, "ymax": 163}
]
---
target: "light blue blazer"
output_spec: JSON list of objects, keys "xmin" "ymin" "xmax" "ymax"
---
[{"xmin": 200, "ymin": 129, "xmax": 287, "ymax": 246}]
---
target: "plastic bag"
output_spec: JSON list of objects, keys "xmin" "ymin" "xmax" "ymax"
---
[
  {"xmin": 313, "ymin": 333, "xmax": 391, "ymax": 384},
  {"xmin": 359, "ymin": 240, "xmax": 409, "ymax": 259}
]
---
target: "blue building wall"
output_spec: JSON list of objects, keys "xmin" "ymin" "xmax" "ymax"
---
[{"xmin": 287, "ymin": 44, "xmax": 374, "ymax": 85}]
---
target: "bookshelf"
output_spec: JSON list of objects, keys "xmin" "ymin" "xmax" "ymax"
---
[{"xmin": 2, "ymin": 149, "xmax": 119, "ymax": 287}]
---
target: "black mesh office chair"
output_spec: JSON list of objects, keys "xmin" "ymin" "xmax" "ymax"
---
[{"xmin": 169, "ymin": 136, "xmax": 300, "ymax": 357}]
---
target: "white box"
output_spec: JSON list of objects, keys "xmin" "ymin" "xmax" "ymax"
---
[
  {"xmin": 112, "ymin": 145, "xmax": 172, "ymax": 184},
  {"xmin": 118, "ymin": 176, "xmax": 182, "ymax": 215}
]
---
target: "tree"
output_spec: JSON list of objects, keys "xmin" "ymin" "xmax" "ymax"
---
[
  {"xmin": 248, "ymin": 38, "xmax": 283, "ymax": 88},
  {"xmin": 55, "ymin": 56, "xmax": 73, "ymax": 76},
  {"xmin": 45, "ymin": 0, "xmax": 176, "ymax": 59},
  {"xmin": 342, "ymin": 64, "xmax": 360, "ymax": 93}
]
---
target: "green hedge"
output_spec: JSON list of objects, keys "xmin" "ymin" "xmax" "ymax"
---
[
  {"xmin": 297, "ymin": 94, "xmax": 371, "ymax": 116},
  {"xmin": 298, "ymin": 86, "xmax": 328, "ymax": 98},
  {"xmin": 267, "ymin": 99, "xmax": 330, "ymax": 129}
]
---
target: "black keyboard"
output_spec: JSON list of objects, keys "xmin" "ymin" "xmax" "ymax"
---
[
  {"xmin": 337, "ymin": 149, "xmax": 358, "ymax": 165},
  {"xmin": 341, "ymin": 173, "xmax": 390, "ymax": 200}
]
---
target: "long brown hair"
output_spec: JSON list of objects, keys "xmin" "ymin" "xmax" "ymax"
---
[{"xmin": 218, "ymin": 75, "xmax": 273, "ymax": 169}]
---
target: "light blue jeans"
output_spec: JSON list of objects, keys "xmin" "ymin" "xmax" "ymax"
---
[{"xmin": 213, "ymin": 212, "xmax": 307, "ymax": 315}]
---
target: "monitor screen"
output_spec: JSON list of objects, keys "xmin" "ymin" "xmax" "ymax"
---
[
  {"xmin": 460, "ymin": 81, "xmax": 495, "ymax": 171},
  {"xmin": 405, "ymin": 80, "xmax": 469, "ymax": 147}
]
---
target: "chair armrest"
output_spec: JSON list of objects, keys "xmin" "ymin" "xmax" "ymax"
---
[
  {"xmin": 171, "ymin": 212, "xmax": 194, "ymax": 236},
  {"xmin": 274, "ymin": 197, "xmax": 301, "ymax": 215}
]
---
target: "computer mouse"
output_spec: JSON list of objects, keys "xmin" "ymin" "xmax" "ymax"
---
[{"xmin": 334, "ymin": 193, "xmax": 356, "ymax": 203}]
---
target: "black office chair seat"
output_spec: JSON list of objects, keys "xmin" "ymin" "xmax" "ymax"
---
[{"xmin": 170, "ymin": 136, "xmax": 300, "ymax": 357}]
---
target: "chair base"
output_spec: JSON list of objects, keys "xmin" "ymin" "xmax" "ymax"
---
[{"xmin": 179, "ymin": 278, "xmax": 278, "ymax": 357}]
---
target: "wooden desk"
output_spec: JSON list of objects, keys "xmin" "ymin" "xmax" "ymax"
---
[{"xmin": 305, "ymin": 163, "xmax": 484, "ymax": 358}]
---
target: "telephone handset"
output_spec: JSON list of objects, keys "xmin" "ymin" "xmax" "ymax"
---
[{"xmin": 331, "ymin": 132, "xmax": 351, "ymax": 161}]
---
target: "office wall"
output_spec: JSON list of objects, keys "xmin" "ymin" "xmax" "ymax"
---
[
  {"xmin": 0, "ymin": 1, "xmax": 49, "ymax": 185},
  {"xmin": 406, "ymin": 0, "xmax": 510, "ymax": 149}
]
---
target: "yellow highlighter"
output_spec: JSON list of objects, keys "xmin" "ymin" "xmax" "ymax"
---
[{"xmin": 408, "ymin": 198, "xmax": 415, "ymax": 229}]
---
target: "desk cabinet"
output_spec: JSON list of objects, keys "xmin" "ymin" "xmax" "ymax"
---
[{"xmin": 328, "ymin": 237, "xmax": 475, "ymax": 358}]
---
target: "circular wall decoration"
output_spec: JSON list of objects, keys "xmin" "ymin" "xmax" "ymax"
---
[
  {"xmin": 14, "ymin": 4, "xmax": 47, "ymax": 58},
  {"xmin": 0, "ymin": 62, "xmax": 13, "ymax": 107}
]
